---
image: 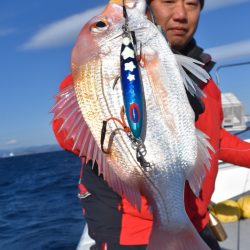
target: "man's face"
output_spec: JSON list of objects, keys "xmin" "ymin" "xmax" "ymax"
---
[{"xmin": 149, "ymin": 0, "xmax": 201, "ymax": 51}]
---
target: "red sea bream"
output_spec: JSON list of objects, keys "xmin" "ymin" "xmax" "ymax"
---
[{"xmin": 52, "ymin": 0, "xmax": 213, "ymax": 249}]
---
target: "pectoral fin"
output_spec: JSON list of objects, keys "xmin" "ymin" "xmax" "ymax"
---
[{"xmin": 51, "ymin": 82, "xmax": 142, "ymax": 209}]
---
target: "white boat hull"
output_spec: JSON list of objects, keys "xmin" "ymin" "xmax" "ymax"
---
[
  {"xmin": 76, "ymin": 224, "xmax": 95, "ymax": 250},
  {"xmin": 211, "ymin": 139, "xmax": 250, "ymax": 203}
]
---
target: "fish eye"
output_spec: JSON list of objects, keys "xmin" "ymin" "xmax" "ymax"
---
[{"xmin": 90, "ymin": 19, "xmax": 109, "ymax": 33}]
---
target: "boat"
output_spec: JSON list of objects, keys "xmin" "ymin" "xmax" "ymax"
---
[
  {"xmin": 76, "ymin": 224, "xmax": 95, "ymax": 250},
  {"xmin": 221, "ymin": 92, "xmax": 247, "ymax": 132},
  {"xmin": 211, "ymin": 153, "xmax": 250, "ymax": 250},
  {"xmin": 211, "ymin": 147, "xmax": 250, "ymax": 250},
  {"xmin": 210, "ymin": 62, "xmax": 250, "ymax": 250},
  {"xmin": 212, "ymin": 140, "xmax": 250, "ymax": 205}
]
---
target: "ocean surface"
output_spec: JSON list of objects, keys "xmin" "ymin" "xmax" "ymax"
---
[
  {"xmin": 0, "ymin": 151, "xmax": 84, "ymax": 250},
  {"xmin": 0, "ymin": 127, "xmax": 249, "ymax": 250}
]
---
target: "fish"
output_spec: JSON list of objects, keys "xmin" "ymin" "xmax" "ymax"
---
[{"xmin": 52, "ymin": 0, "xmax": 213, "ymax": 249}]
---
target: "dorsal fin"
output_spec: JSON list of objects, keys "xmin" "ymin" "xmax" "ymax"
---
[{"xmin": 175, "ymin": 54, "xmax": 210, "ymax": 97}]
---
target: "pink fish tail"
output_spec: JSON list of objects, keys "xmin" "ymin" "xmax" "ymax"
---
[{"xmin": 147, "ymin": 224, "xmax": 210, "ymax": 250}]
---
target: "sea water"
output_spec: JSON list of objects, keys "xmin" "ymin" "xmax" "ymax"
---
[{"xmin": 0, "ymin": 151, "xmax": 84, "ymax": 250}]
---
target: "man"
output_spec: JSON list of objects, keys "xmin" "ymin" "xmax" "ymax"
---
[{"xmin": 53, "ymin": 0, "xmax": 250, "ymax": 249}]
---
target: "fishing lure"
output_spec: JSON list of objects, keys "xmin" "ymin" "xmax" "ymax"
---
[
  {"xmin": 101, "ymin": 1, "xmax": 150, "ymax": 170},
  {"xmin": 120, "ymin": 2, "xmax": 144, "ymax": 139}
]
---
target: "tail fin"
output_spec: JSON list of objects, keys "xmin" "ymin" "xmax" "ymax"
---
[{"xmin": 147, "ymin": 223, "xmax": 210, "ymax": 250}]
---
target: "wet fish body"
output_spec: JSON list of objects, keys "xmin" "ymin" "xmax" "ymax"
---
[{"xmin": 53, "ymin": 1, "xmax": 212, "ymax": 249}]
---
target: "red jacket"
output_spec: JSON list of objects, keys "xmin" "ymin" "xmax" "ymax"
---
[{"xmin": 53, "ymin": 74, "xmax": 250, "ymax": 245}]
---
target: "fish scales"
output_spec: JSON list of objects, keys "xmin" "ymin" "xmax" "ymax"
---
[
  {"xmin": 129, "ymin": 3, "xmax": 202, "ymax": 240},
  {"xmin": 74, "ymin": 59, "xmax": 142, "ymax": 188},
  {"xmin": 54, "ymin": 1, "xmax": 213, "ymax": 249}
]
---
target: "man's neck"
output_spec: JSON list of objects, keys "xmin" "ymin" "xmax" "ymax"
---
[{"xmin": 179, "ymin": 39, "xmax": 203, "ymax": 59}]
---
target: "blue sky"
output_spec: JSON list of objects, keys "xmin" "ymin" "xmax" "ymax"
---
[{"xmin": 0, "ymin": 0, "xmax": 250, "ymax": 150}]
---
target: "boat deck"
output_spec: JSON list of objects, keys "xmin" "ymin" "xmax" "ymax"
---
[
  {"xmin": 219, "ymin": 219, "xmax": 250, "ymax": 250},
  {"xmin": 218, "ymin": 190, "xmax": 250, "ymax": 250}
]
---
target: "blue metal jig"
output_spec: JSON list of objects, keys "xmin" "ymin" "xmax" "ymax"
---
[{"xmin": 120, "ymin": 4, "xmax": 144, "ymax": 139}]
